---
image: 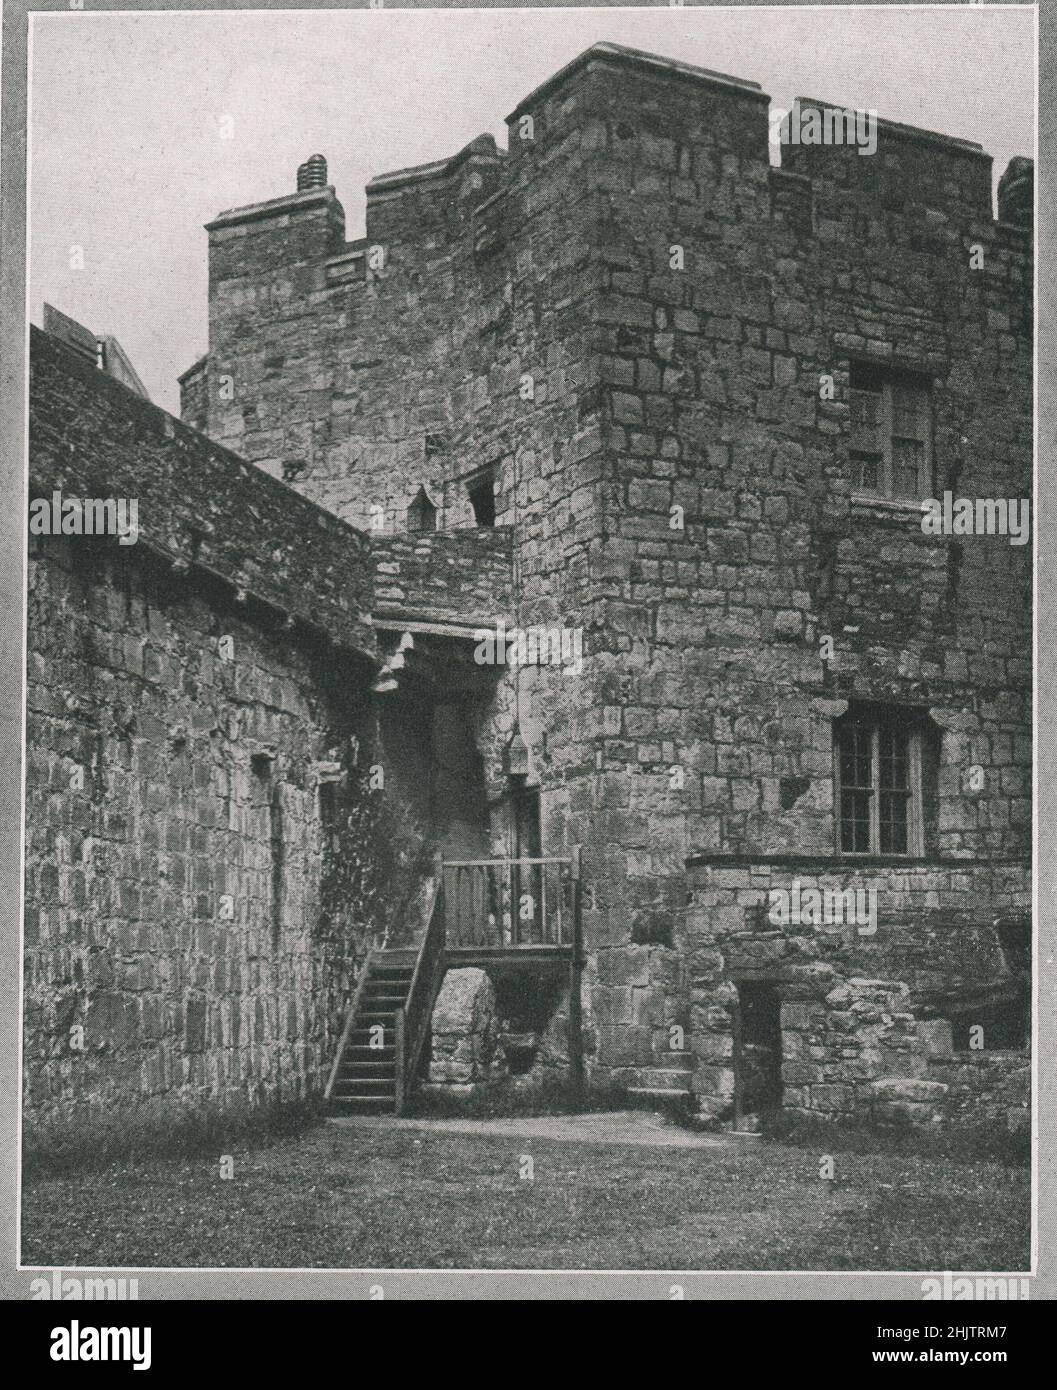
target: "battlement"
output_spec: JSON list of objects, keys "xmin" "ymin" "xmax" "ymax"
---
[
  {"xmin": 508, "ymin": 40, "xmax": 767, "ymax": 119},
  {"xmin": 366, "ymin": 133, "xmax": 507, "ymax": 199},
  {"xmin": 193, "ymin": 43, "xmax": 1029, "ymax": 305},
  {"xmin": 782, "ymin": 96, "xmax": 993, "ymax": 224},
  {"xmin": 504, "ymin": 40, "xmax": 768, "ymax": 156},
  {"xmin": 182, "ymin": 42, "xmax": 1032, "ymax": 538},
  {"xmin": 365, "ymin": 133, "xmax": 507, "ymax": 249},
  {"xmin": 207, "ymin": 184, "xmax": 346, "ymax": 271}
]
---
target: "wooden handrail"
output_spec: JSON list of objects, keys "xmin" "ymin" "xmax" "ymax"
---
[
  {"xmin": 393, "ymin": 1008, "xmax": 406, "ymax": 1116},
  {"xmin": 403, "ymin": 862, "xmax": 443, "ymax": 1038},
  {"xmin": 324, "ymin": 946, "xmax": 377, "ymax": 1102},
  {"xmin": 330, "ymin": 848, "xmax": 586, "ymax": 1113},
  {"xmin": 443, "ymin": 855, "xmax": 573, "ymax": 948},
  {"xmin": 395, "ymin": 854, "xmax": 448, "ymax": 1114}
]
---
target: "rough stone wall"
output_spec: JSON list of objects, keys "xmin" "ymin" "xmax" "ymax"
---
[
  {"xmin": 427, "ymin": 968, "xmax": 507, "ymax": 1091},
  {"xmin": 179, "ymin": 44, "xmax": 1032, "ymax": 1125},
  {"xmin": 178, "ymin": 356, "xmax": 209, "ymax": 434},
  {"xmin": 35, "ymin": 328, "xmax": 375, "ymax": 654},
  {"xmin": 685, "ymin": 859, "xmax": 1028, "ymax": 1126},
  {"xmin": 192, "ymin": 145, "xmax": 510, "ymax": 532},
  {"xmin": 183, "ymin": 69, "xmax": 611, "ymax": 843},
  {"xmin": 25, "ymin": 333, "xmax": 380, "ymax": 1141},
  {"xmin": 541, "ymin": 51, "xmax": 1032, "ymax": 1113},
  {"xmin": 371, "ymin": 526, "xmax": 513, "ymax": 626}
]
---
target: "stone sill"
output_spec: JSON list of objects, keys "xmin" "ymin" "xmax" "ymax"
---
[
  {"xmin": 685, "ymin": 851, "xmax": 1030, "ymax": 870},
  {"xmin": 850, "ymin": 493, "xmax": 927, "ymax": 521},
  {"xmin": 947, "ymin": 1050, "xmax": 1029, "ymax": 1060}
]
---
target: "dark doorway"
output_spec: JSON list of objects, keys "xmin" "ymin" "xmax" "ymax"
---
[
  {"xmin": 511, "ymin": 782, "xmax": 541, "ymax": 860},
  {"xmin": 510, "ymin": 781, "xmax": 542, "ymax": 944},
  {"xmin": 431, "ymin": 702, "xmax": 490, "ymax": 861},
  {"xmin": 734, "ymin": 981, "xmax": 783, "ymax": 1127}
]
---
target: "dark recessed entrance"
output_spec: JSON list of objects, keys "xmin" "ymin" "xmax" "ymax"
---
[{"xmin": 733, "ymin": 981, "xmax": 783, "ymax": 1128}]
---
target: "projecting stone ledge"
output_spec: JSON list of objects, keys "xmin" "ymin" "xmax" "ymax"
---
[
  {"xmin": 869, "ymin": 1078, "xmax": 950, "ymax": 1127},
  {"xmin": 370, "ymin": 527, "xmax": 513, "ymax": 630}
]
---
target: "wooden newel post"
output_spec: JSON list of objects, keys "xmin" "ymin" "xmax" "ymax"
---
[
  {"xmin": 433, "ymin": 850, "xmax": 445, "ymax": 944},
  {"xmin": 394, "ymin": 1008, "xmax": 406, "ymax": 1117},
  {"xmin": 569, "ymin": 845, "xmax": 586, "ymax": 1110}
]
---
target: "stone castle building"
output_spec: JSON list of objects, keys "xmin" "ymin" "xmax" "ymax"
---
[{"xmin": 25, "ymin": 44, "xmax": 1032, "ymax": 1145}]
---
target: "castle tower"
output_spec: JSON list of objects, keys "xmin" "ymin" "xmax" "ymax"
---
[{"xmin": 180, "ymin": 45, "xmax": 1032, "ymax": 1123}]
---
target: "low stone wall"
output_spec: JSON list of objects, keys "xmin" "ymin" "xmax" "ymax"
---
[
  {"xmin": 24, "ymin": 328, "xmax": 382, "ymax": 1145},
  {"xmin": 783, "ymin": 975, "xmax": 1027, "ymax": 1129},
  {"xmin": 371, "ymin": 527, "xmax": 513, "ymax": 628},
  {"xmin": 924, "ymin": 1052, "xmax": 1030, "ymax": 1131}
]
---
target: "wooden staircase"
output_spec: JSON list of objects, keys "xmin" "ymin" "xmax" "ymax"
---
[
  {"xmin": 324, "ymin": 849, "xmax": 585, "ymax": 1117},
  {"xmin": 325, "ymin": 854, "xmax": 449, "ymax": 1116},
  {"xmin": 326, "ymin": 951, "xmax": 415, "ymax": 1113}
]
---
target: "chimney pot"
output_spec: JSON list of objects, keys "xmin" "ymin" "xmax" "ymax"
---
[{"xmin": 296, "ymin": 153, "xmax": 328, "ymax": 192}]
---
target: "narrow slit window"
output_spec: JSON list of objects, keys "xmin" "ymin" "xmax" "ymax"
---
[
  {"xmin": 251, "ymin": 754, "xmax": 284, "ymax": 949},
  {"xmin": 468, "ymin": 471, "xmax": 496, "ymax": 526},
  {"xmin": 269, "ymin": 783, "xmax": 284, "ymax": 950},
  {"xmin": 319, "ymin": 780, "xmax": 338, "ymax": 856}
]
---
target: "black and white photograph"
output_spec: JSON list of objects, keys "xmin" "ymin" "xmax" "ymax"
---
[{"xmin": 1, "ymin": 0, "xmax": 1050, "ymax": 1321}]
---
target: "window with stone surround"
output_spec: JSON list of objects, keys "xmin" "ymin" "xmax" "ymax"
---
[
  {"xmin": 849, "ymin": 362, "xmax": 933, "ymax": 501},
  {"xmin": 834, "ymin": 708, "xmax": 924, "ymax": 856}
]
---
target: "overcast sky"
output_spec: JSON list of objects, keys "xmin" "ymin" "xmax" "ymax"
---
[{"xmin": 29, "ymin": 4, "xmax": 1035, "ymax": 414}]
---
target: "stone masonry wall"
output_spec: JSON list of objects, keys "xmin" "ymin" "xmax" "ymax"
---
[
  {"xmin": 35, "ymin": 327, "xmax": 375, "ymax": 654},
  {"xmin": 685, "ymin": 858, "xmax": 1028, "ymax": 1127},
  {"xmin": 371, "ymin": 526, "xmax": 513, "ymax": 626},
  {"xmin": 189, "ymin": 121, "xmax": 605, "ymax": 901},
  {"xmin": 25, "ymin": 332, "xmax": 380, "ymax": 1142},
  {"xmin": 541, "ymin": 49, "xmax": 1031, "ymax": 1113},
  {"xmin": 179, "ymin": 44, "xmax": 1032, "ymax": 1126}
]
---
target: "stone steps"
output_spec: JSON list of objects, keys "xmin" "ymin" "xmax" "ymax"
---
[
  {"xmin": 622, "ymin": 1057, "xmax": 695, "ymax": 1115},
  {"xmin": 624, "ymin": 1088, "xmax": 692, "ymax": 1115},
  {"xmin": 623, "ymin": 1064, "xmax": 694, "ymax": 1091}
]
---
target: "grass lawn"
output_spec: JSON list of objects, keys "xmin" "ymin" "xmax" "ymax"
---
[{"xmin": 21, "ymin": 1120, "xmax": 1030, "ymax": 1271}]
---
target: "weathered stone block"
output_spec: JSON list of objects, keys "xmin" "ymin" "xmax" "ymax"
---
[{"xmin": 429, "ymin": 969, "xmax": 507, "ymax": 1088}]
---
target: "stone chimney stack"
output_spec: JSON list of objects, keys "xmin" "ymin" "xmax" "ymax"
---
[{"xmin": 296, "ymin": 153, "xmax": 328, "ymax": 192}]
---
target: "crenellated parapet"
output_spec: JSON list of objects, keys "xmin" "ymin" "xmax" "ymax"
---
[{"xmin": 181, "ymin": 43, "xmax": 1031, "ymax": 543}]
